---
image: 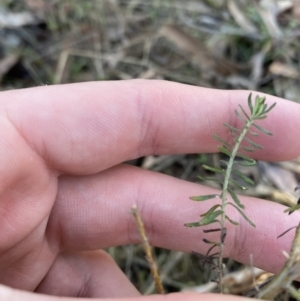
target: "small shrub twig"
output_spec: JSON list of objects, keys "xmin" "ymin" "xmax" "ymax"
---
[
  {"xmin": 185, "ymin": 93, "xmax": 276, "ymax": 292},
  {"xmin": 131, "ymin": 205, "xmax": 164, "ymax": 294}
]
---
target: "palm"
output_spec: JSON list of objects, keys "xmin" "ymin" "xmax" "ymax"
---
[{"xmin": 0, "ymin": 152, "xmax": 57, "ymax": 289}]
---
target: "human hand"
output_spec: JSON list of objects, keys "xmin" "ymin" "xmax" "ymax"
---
[{"xmin": 0, "ymin": 80, "xmax": 299, "ymax": 301}]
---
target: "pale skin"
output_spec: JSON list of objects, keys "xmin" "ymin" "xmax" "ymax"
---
[{"xmin": 0, "ymin": 79, "xmax": 300, "ymax": 301}]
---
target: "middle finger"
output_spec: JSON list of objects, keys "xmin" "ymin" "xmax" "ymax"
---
[{"xmin": 47, "ymin": 164, "xmax": 299, "ymax": 275}]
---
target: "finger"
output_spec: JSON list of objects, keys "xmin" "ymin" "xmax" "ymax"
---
[
  {"xmin": 0, "ymin": 285, "xmax": 254, "ymax": 301},
  {"xmin": 3, "ymin": 80, "xmax": 300, "ymax": 175},
  {"xmin": 48, "ymin": 165, "xmax": 299, "ymax": 276},
  {"xmin": 35, "ymin": 250, "xmax": 140, "ymax": 298}
]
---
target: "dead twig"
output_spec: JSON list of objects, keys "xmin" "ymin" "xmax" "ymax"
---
[
  {"xmin": 131, "ymin": 205, "xmax": 164, "ymax": 294},
  {"xmin": 257, "ymin": 222, "xmax": 300, "ymax": 299}
]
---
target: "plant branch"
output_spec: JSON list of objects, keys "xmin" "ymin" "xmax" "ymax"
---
[{"xmin": 186, "ymin": 94, "xmax": 275, "ymax": 294}]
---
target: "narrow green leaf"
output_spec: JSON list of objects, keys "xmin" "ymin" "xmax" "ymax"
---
[
  {"xmin": 212, "ymin": 134, "xmax": 231, "ymax": 148},
  {"xmin": 236, "ymin": 154, "xmax": 256, "ymax": 165},
  {"xmin": 197, "ymin": 176, "xmax": 223, "ymax": 183},
  {"xmin": 235, "ymin": 109, "xmax": 247, "ymax": 122},
  {"xmin": 242, "ymin": 146, "xmax": 255, "ymax": 152},
  {"xmin": 184, "ymin": 221, "xmax": 201, "ymax": 227},
  {"xmin": 253, "ymin": 96, "xmax": 266, "ymax": 116},
  {"xmin": 228, "ymin": 188, "xmax": 245, "ymax": 209},
  {"xmin": 233, "ymin": 169, "xmax": 255, "ymax": 185},
  {"xmin": 238, "ymin": 160, "xmax": 256, "ymax": 166},
  {"xmin": 238, "ymin": 104, "xmax": 250, "ymax": 120},
  {"xmin": 200, "ymin": 204, "xmax": 221, "ymax": 217},
  {"xmin": 245, "ymin": 137, "xmax": 263, "ymax": 149},
  {"xmin": 231, "ymin": 159, "xmax": 240, "ymax": 165},
  {"xmin": 263, "ymin": 102, "xmax": 276, "ymax": 114},
  {"xmin": 203, "ymin": 165, "xmax": 225, "ymax": 174},
  {"xmin": 225, "ymin": 215, "xmax": 239, "ymax": 225},
  {"xmin": 256, "ymin": 103, "xmax": 265, "ymax": 116},
  {"xmin": 253, "ymin": 123, "xmax": 273, "ymax": 135},
  {"xmin": 247, "ymin": 93, "xmax": 253, "ymax": 114},
  {"xmin": 228, "ymin": 202, "xmax": 256, "ymax": 227},
  {"xmin": 255, "ymin": 94, "xmax": 262, "ymax": 103},
  {"xmin": 190, "ymin": 194, "xmax": 219, "ymax": 201},
  {"xmin": 249, "ymin": 130, "xmax": 258, "ymax": 136},
  {"xmin": 237, "ymin": 159, "xmax": 257, "ymax": 166},
  {"xmin": 218, "ymin": 146, "xmax": 231, "ymax": 157},
  {"xmin": 260, "ymin": 104, "xmax": 267, "ymax": 116},
  {"xmin": 199, "ymin": 210, "xmax": 223, "ymax": 226},
  {"xmin": 253, "ymin": 97, "xmax": 260, "ymax": 115},
  {"xmin": 219, "ymin": 160, "xmax": 229, "ymax": 167},
  {"xmin": 255, "ymin": 115, "xmax": 267, "ymax": 120},
  {"xmin": 184, "ymin": 218, "xmax": 221, "ymax": 227},
  {"xmin": 223, "ymin": 123, "xmax": 241, "ymax": 133},
  {"xmin": 229, "ymin": 178, "xmax": 247, "ymax": 190}
]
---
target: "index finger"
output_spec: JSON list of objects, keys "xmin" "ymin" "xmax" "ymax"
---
[{"xmin": 2, "ymin": 79, "xmax": 299, "ymax": 174}]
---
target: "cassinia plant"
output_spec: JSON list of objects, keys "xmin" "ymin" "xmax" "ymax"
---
[{"xmin": 184, "ymin": 93, "xmax": 276, "ymax": 293}]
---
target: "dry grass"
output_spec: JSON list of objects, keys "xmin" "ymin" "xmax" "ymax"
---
[
  {"xmin": 1, "ymin": 0, "xmax": 300, "ymax": 297},
  {"xmin": 2, "ymin": 0, "xmax": 300, "ymax": 98}
]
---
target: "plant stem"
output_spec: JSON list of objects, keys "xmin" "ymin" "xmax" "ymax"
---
[{"xmin": 218, "ymin": 119, "xmax": 253, "ymax": 292}]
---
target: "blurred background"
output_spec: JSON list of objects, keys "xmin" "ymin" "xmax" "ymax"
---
[{"xmin": 1, "ymin": 0, "xmax": 300, "ymax": 296}]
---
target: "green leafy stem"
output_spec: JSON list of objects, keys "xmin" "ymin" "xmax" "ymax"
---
[{"xmin": 185, "ymin": 93, "xmax": 276, "ymax": 292}]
